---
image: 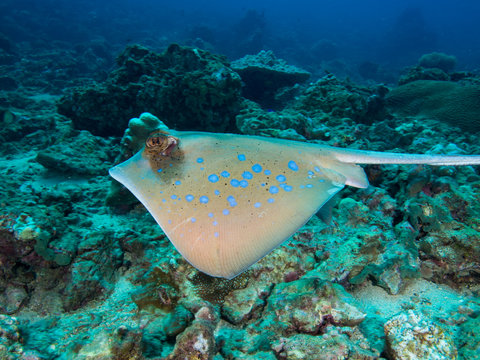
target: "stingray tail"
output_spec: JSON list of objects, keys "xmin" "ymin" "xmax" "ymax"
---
[{"xmin": 329, "ymin": 147, "xmax": 480, "ymax": 166}]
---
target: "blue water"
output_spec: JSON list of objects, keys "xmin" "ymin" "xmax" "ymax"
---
[{"xmin": 1, "ymin": 0, "xmax": 479, "ymax": 72}]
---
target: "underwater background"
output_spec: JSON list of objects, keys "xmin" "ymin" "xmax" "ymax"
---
[{"xmin": 1, "ymin": 0, "xmax": 480, "ymax": 359}]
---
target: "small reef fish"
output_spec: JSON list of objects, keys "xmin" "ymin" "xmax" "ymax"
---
[{"xmin": 110, "ymin": 130, "xmax": 480, "ymax": 279}]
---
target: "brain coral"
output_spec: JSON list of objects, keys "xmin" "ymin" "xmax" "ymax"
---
[{"xmin": 385, "ymin": 80, "xmax": 480, "ymax": 132}]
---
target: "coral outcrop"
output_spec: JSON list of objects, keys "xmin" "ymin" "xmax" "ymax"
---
[
  {"xmin": 58, "ymin": 44, "xmax": 243, "ymax": 136},
  {"xmin": 231, "ymin": 50, "xmax": 310, "ymax": 107},
  {"xmin": 418, "ymin": 52, "xmax": 457, "ymax": 73}
]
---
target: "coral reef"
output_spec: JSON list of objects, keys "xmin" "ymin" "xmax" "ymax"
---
[
  {"xmin": 1, "ymin": 38, "xmax": 480, "ymax": 359},
  {"xmin": 58, "ymin": 44, "xmax": 243, "ymax": 136}
]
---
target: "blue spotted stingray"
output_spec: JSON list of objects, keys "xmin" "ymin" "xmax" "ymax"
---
[{"xmin": 109, "ymin": 130, "xmax": 480, "ymax": 279}]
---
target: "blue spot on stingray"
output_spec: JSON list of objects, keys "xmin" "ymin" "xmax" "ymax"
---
[
  {"xmin": 162, "ymin": 199, "xmax": 166, "ymax": 203},
  {"xmin": 238, "ymin": 154, "xmax": 246, "ymax": 161},
  {"xmin": 213, "ymin": 220, "xmax": 218, "ymax": 226},
  {"xmin": 306, "ymin": 184, "xmax": 313, "ymax": 188},
  {"xmin": 314, "ymin": 166, "xmax": 321, "ymax": 172},
  {"xmin": 252, "ymin": 164, "xmax": 262, "ymax": 173},
  {"xmin": 199, "ymin": 196, "xmax": 209, "ymax": 204},
  {"xmin": 186, "ymin": 194, "xmax": 194, "ymax": 202},
  {"xmin": 197, "ymin": 157, "xmax": 204, "ymax": 163},
  {"xmin": 268, "ymin": 198, "xmax": 275, "ymax": 203},
  {"xmin": 157, "ymin": 168, "xmax": 163, "ymax": 173},
  {"xmin": 276, "ymin": 174, "xmax": 286, "ymax": 182},
  {"xmin": 227, "ymin": 196, "xmax": 237, "ymax": 207},
  {"xmin": 284, "ymin": 185, "xmax": 293, "ymax": 192},
  {"xmin": 221, "ymin": 171, "xmax": 230, "ymax": 178},
  {"xmin": 308, "ymin": 171, "xmax": 315, "ymax": 176},
  {"xmin": 168, "ymin": 220, "xmax": 172, "ymax": 224},
  {"xmin": 288, "ymin": 160, "xmax": 299, "ymax": 171},
  {"xmin": 208, "ymin": 212, "xmax": 214, "ymax": 218},
  {"xmin": 230, "ymin": 179, "xmax": 240, "ymax": 187},
  {"xmin": 318, "ymin": 179, "xmax": 325, "ymax": 183},
  {"xmin": 223, "ymin": 209, "xmax": 230, "ymax": 215},
  {"xmin": 214, "ymin": 232, "xmax": 219, "ymax": 237},
  {"xmin": 269, "ymin": 186, "xmax": 279, "ymax": 194},
  {"xmin": 208, "ymin": 174, "xmax": 219, "ymax": 183},
  {"xmin": 191, "ymin": 218, "xmax": 196, "ymax": 223},
  {"xmin": 214, "ymin": 190, "xmax": 220, "ymax": 196},
  {"xmin": 171, "ymin": 195, "xmax": 177, "ymax": 200},
  {"xmin": 242, "ymin": 171, "xmax": 253, "ymax": 180},
  {"xmin": 254, "ymin": 202, "xmax": 261, "ymax": 208},
  {"xmin": 175, "ymin": 180, "xmax": 181, "ymax": 185},
  {"xmin": 239, "ymin": 180, "xmax": 249, "ymax": 188},
  {"xmin": 264, "ymin": 169, "xmax": 272, "ymax": 175},
  {"xmin": 300, "ymin": 185, "xmax": 305, "ymax": 189}
]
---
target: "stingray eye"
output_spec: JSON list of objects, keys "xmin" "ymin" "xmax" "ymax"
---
[{"xmin": 146, "ymin": 131, "xmax": 179, "ymax": 156}]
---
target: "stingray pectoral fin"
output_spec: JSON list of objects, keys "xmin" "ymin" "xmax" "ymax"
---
[
  {"xmin": 206, "ymin": 178, "xmax": 345, "ymax": 278},
  {"xmin": 109, "ymin": 151, "xmax": 157, "ymax": 207}
]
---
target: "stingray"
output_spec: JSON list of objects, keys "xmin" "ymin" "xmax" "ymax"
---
[{"xmin": 109, "ymin": 130, "xmax": 480, "ymax": 279}]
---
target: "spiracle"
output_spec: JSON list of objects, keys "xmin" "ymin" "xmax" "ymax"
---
[{"xmin": 145, "ymin": 130, "xmax": 179, "ymax": 157}]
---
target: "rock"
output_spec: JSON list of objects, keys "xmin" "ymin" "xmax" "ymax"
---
[
  {"xmin": 0, "ymin": 286, "xmax": 27, "ymax": 314},
  {"xmin": 273, "ymin": 329, "xmax": 379, "ymax": 360},
  {"xmin": 36, "ymin": 130, "xmax": 114, "ymax": 176},
  {"xmin": 259, "ymin": 279, "xmax": 365, "ymax": 335},
  {"xmin": 293, "ymin": 74, "xmax": 371, "ymax": 124},
  {"xmin": 235, "ymin": 100, "xmax": 312, "ymax": 140},
  {"xmin": 231, "ymin": 50, "xmax": 310, "ymax": 107},
  {"xmin": 222, "ymin": 283, "xmax": 269, "ymax": 324},
  {"xmin": 75, "ymin": 327, "xmax": 143, "ymax": 360},
  {"xmin": 0, "ymin": 77, "xmax": 17, "ymax": 91},
  {"xmin": 165, "ymin": 317, "xmax": 216, "ymax": 360},
  {"xmin": 63, "ymin": 230, "xmax": 124, "ymax": 311},
  {"xmin": 163, "ymin": 305, "xmax": 194, "ymax": 337},
  {"xmin": 398, "ymin": 66, "xmax": 450, "ymax": 85},
  {"xmin": 0, "ymin": 315, "xmax": 23, "ymax": 357},
  {"xmin": 384, "ymin": 311, "xmax": 457, "ymax": 360},
  {"xmin": 58, "ymin": 44, "xmax": 242, "ymax": 136}
]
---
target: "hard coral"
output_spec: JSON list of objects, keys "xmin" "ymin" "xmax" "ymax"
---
[
  {"xmin": 385, "ymin": 80, "xmax": 480, "ymax": 132},
  {"xmin": 418, "ymin": 52, "xmax": 457, "ymax": 73},
  {"xmin": 58, "ymin": 44, "xmax": 242, "ymax": 137}
]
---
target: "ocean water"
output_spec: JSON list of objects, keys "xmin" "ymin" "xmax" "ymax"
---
[{"xmin": 0, "ymin": 1, "xmax": 479, "ymax": 359}]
